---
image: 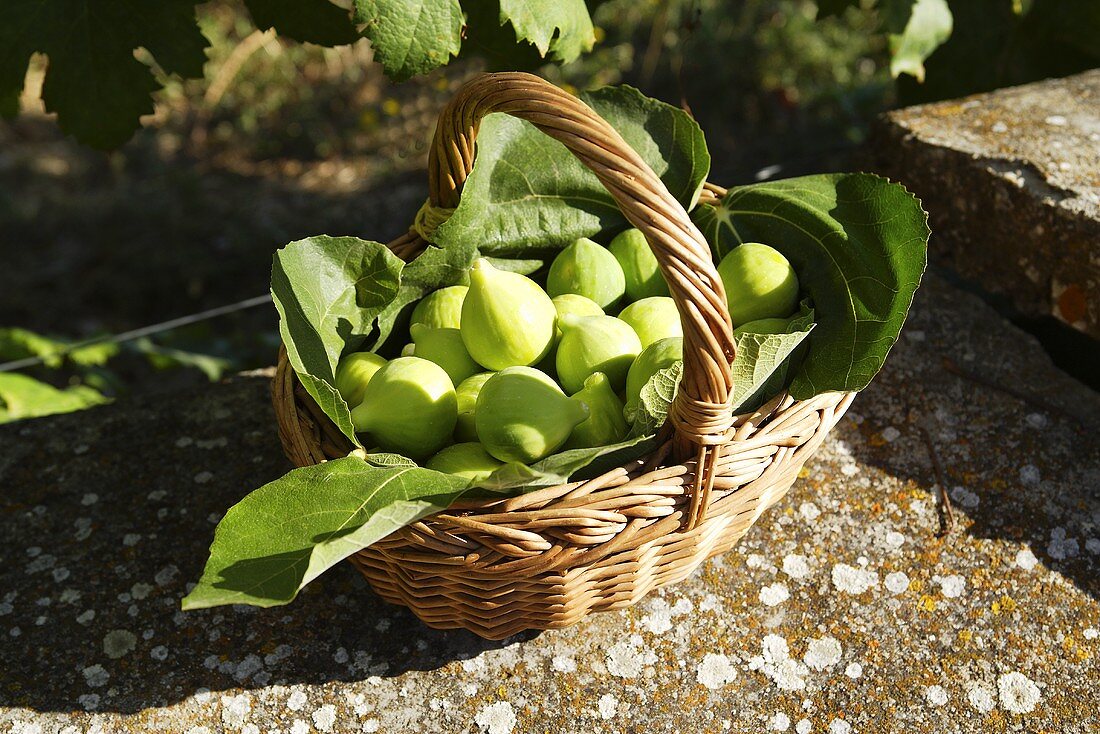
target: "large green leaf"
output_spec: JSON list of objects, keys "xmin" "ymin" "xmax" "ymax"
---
[
  {"xmin": 432, "ymin": 85, "xmax": 710, "ymax": 257},
  {"xmin": 692, "ymin": 173, "xmax": 928, "ymax": 399},
  {"xmin": 498, "ymin": 0, "xmax": 595, "ymax": 62},
  {"xmin": 476, "ymin": 433, "xmax": 657, "ymax": 492},
  {"xmin": 0, "ymin": 373, "xmax": 109, "ymax": 423},
  {"xmin": 0, "ymin": 0, "xmax": 207, "ymax": 149},
  {"xmin": 354, "ymin": 0, "xmax": 464, "ymax": 81},
  {"xmin": 883, "ymin": 0, "xmax": 953, "ymax": 82},
  {"xmin": 182, "ymin": 457, "xmax": 469, "ymax": 609},
  {"xmin": 245, "ymin": 0, "xmax": 358, "ymax": 46},
  {"xmin": 270, "ymin": 236, "xmax": 405, "ymax": 444}
]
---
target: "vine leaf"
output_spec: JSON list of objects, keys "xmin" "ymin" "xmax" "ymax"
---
[
  {"xmin": 245, "ymin": 0, "xmax": 358, "ymax": 46},
  {"xmin": 0, "ymin": 0, "xmax": 209, "ymax": 149},
  {"xmin": 354, "ymin": 0, "xmax": 464, "ymax": 81},
  {"xmin": 883, "ymin": 0, "xmax": 954, "ymax": 82},
  {"xmin": 498, "ymin": 0, "xmax": 595, "ymax": 62},
  {"xmin": 692, "ymin": 173, "xmax": 928, "ymax": 399}
]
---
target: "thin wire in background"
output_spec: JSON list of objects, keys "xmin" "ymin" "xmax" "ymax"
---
[{"xmin": 0, "ymin": 294, "xmax": 272, "ymax": 373}]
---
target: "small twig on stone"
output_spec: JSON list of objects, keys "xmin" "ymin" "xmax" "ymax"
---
[{"xmin": 919, "ymin": 426, "xmax": 955, "ymax": 537}]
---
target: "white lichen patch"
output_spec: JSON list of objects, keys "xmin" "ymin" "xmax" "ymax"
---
[
  {"xmin": 474, "ymin": 701, "xmax": 516, "ymax": 734},
  {"xmin": 103, "ymin": 629, "xmax": 137, "ymax": 659},
  {"xmin": 795, "ymin": 719, "xmax": 812, "ymax": 734},
  {"xmin": 606, "ymin": 636, "xmax": 657, "ymax": 678},
  {"xmin": 828, "ymin": 718, "xmax": 852, "ymax": 734},
  {"xmin": 799, "ymin": 502, "xmax": 821, "ymax": 521},
  {"xmin": 312, "ymin": 704, "xmax": 337, "ymax": 732},
  {"xmin": 770, "ymin": 712, "xmax": 790, "ymax": 730},
  {"xmin": 1015, "ymin": 548, "xmax": 1039, "ymax": 570},
  {"xmin": 925, "ymin": 685, "xmax": 948, "ymax": 706},
  {"xmin": 696, "ymin": 653, "xmax": 738, "ymax": 689},
  {"xmin": 749, "ymin": 634, "xmax": 808, "ymax": 692},
  {"xmin": 884, "ymin": 571, "xmax": 910, "ymax": 595},
  {"xmin": 82, "ymin": 664, "xmax": 109, "ymax": 688},
  {"xmin": 966, "ymin": 682, "xmax": 996, "ymax": 713},
  {"xmin": 803, "ymin": 637, "xmax": 842, "ymax": 671},
  {"xmin": 782, "ymin": 554, "xmax": 810, "ymax": 580},
  {"xmin": 997, "ymin": 672, "xmax": 1041, "ymax": 714},
  {"xmin": 949, "ymin": 485, "xmax": 980, "ymax": 508},
  {"xmin": 844, "ymin": 662, "xmax": 862, "ymax": 679},
  {"xmin": 831, "ymin": 563, "xmax": 878, "ymax": 594},
  {"xmin": 935, "ymin": 575, "xmax": 966, "ymax": 598},
  {"xmin": 760, "ymin": 583, "xmax": 790, "ymax": 607},
  {"xmin": 597, "ymin": 693, "xmax": 618, "ymax": 719},
  {"xmin": 286, "ymin": 689, "xmax": 308, "ymax": 711},
  {"xmin": 550, "ymin": 654, "xmax": 576, "ymax": 673},
  {"xmin": 1047, "ymin": 527, "xmax": 1079, "ymax": 559},
  {"xmin": 221, "ymin": 693, "xmax": 252, "ymax": 729},
  {"xmin": 639, "ymin": 596, "xmax": 694, "ymax": 634}
]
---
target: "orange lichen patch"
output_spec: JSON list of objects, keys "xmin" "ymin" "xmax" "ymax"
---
[
  {"xmin": 958, "ymin": 630, "xmax": 973, "ymax": 643},
  {"xmin": 917, "ymin": 595, "xmax": 937, "ymax": 613},
  {"xmin": 908, "ymin": 578, "xmax": 925, "ymax": 593},
  {"xmin": 1055, "ymin": 282, "xmax": 1088, "ymax": 324},
  {"xmin": 992, "ymin": 596, "xmax": 1018, "ymax": 614}
]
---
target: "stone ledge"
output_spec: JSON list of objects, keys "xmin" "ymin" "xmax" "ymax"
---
[
  {"xmin": 1, "ymin": 274, "xmax": 1099, "ymax": 732},
  {"xmin": 871, "ymin": 69, "xmax": 1100, "ymax": 338}
]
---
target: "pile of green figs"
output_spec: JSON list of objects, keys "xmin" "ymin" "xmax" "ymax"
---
[{"xmin": 335, "ymin": 230, "xmax": 802, "ymax": 482}]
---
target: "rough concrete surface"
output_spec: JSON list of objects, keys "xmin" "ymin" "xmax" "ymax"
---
[
  {"xmin": 871, "ymin": 70, "xmax": 1100, "ymax": 337},
  {"xmin": 2, "ymin": 273, "xmax": 1099, "ymax": 733}
]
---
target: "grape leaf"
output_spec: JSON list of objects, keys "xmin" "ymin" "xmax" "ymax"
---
[
  {"xmin": 270, "ymin": 236, "xmax": 405, "ymax": 444},
  {"xmin": 692, "ymin": 173, "xmax": 928, "ymax": 399},
  {"xmin": 0, "ymin": 373, "xmax": 108, "ymax": 424},
  {"xmin": 245, "ymin": 0, "xmax": 358, "ymax": 46},
  {"xmin": 0, "ymin": 0, "xmax": 209, "ymax": 149},
  {"xmin": 498, "ymin": 0, "xmax": 595, "ymax": 62},
  {"xmin": 475, "ymin": 434, "xmax": 657, "ymax": 492},
  {"xmin": 459, "ymin": 0, "xmax": 548, "ymax": 71},
  {"xmin": 629, "ymin": 360, "xmax": 683, "ymax": 436},
  {"xmin": 0, "ymin": 328, "xmax": 118, "ymax": 368},
  {"xmin": 182, "ymin": 457, "xmax": 469, "ymax": 609},
  {"xmin": 354, "ymin": 0, "xmax": 464, "ymax": 81},
  {"xmin": 883, "ymin": 0, "xmax": 954, "ymax": 82},
  {"xmin": 432, "ymin": 85, "xmax": 710, "ymax": 257}
]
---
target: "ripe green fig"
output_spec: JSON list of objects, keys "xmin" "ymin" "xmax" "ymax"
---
[
  {"xmin": 565, "ymin": 372, "xmax": 628, "ymax": 449},
  {"xmin": 717, "ymin": 243, "xmax": 799, "ymax": 326},
  {"xmin": 733, "ymin": 317, "xmax": 792, "ymax": 336},
  {"xmin": 410, "ymin": 285, "xmax": 468, "ymax": 330},
  {"xmin": 334, "ymin": 351, "xmax": 387, "ymax": 408},
  {"xmin": 425, "ymin": 443, "xmax": 503, "ymax": 483},
  {"xmin": 410, "ymin": 323, "xmax": 480, "ymax": 387},
  {"xmin": 475, "ymin": 366, "xmax": 590, "ymax": 463},
  {"xmin": 556, "ymin": 314, "xmax": 642, "ymax": 395},
  {"xmin": 617, "ymin": 296, "xmax": 682, "ymax": 348},
  {"xmin": 546, "ymin": 238, "xmax": 626, "ymax": 310},
  {"xmin": 461, "ymin": 259, "xmax": 556, "ymax": 370},
  {"xmin": 351, "ymin": 356, "xmax": 457, "ymax": 459},
  {"xmin": 609, "ymin": 228, "xmax": 669, "ymax": 301},
  {"xmin": 454, "ymin": 372, "xmax": 494, "ymax": 442},
  {"xmin": 625, "ymin": 336, "xmax": 684, "ymax": 410},
  {"xmin": 552, "ymin": 293, "xmax": 603, "ymax": 343}
]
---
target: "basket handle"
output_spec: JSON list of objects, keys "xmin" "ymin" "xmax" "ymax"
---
[{"xmin": 423, "ymin": 72, "xmax": 736, "ymax": 526}]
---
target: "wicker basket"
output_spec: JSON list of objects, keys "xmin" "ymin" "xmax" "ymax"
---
[{"xmin": 272, "ymin": 72, "xmax": 854, "ymax": 639}]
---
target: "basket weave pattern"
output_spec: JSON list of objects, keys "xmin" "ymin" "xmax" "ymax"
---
[{"xmin": 272, "ymin": 73, "xmax": 853, "ymax": 639}]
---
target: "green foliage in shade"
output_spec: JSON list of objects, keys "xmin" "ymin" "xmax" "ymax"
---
[
  {"xmin": 270, "ymin": 236, "xmax": 405, "ymax": 445},
  {"xmin": 692, "ymin": 173, "xmax": 928, "ymax": 399},
  {"xmin": 0, "ymin": 373, "xmax": 109, "ymax": 423},
  {"xmin": 181, "ymin": 458, "xmax": 470, "ymax": 610},
  {"xmin": 0, "ymin": 328, "xmax": 119, "ymax": 368},
  {"xmin": 354, "ymin": 0, "xmax": 463, "ymax": 81},
  {"xmin": 884, "ymin": 0, "xmax": 953, "ymax": 83},
  {"xmin": 245, "ymin": 0, "xmax": 358, "ymax": 45},
  {"xmin": 432, "ymin": 86, "xmax": 710, "ymax": 257}
]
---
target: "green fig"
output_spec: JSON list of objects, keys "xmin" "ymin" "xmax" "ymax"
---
[
  {"xmin": 461, "ymin": 259, "xmax": 556, "ymax": 370},
  {"xmin": 454, "ymin": 371, "xmax": 494, "ymax": 442},
  {"xmin": 475, "ymin": 366, "xmax": 590, "ymax": 463},
  {"xmin": 556, "ymin": 314, "xmax": 642, "ymax": 395},
  {"xmin": 565, "ymin": 372, "xmax": 628, "ymax": 449},
  {"xmin": 351, "ymin": 356, "xmax": 457, "ymax": 459},
  {"xmin": 609, "ymin": 228, "xmax": 670, "ymax": 301},
  {"xmin": 546, "ymin": 238, "xmax": 626, "ymax": 310},
  {"xmin": 733, "ymin": 317, "xmax": 793, "ymax": 337},
  {"xmin": 717, "ymin": 243, "xmax": 799, "ymax": 326},
  {"xmin": 617, "ymin": 296, "xmax": 683, "ymax": 349},
  {"xmin": 625, "ymin": 336, "xmax": 684, "ymax": 410},
  {"xmin": 552, "ymin": 294, "xmax": 604, "ymax": 341},
  {"xmin": 410, "ymin": 285, "xmax": 468, "ymax": 330},
  {"xmin": 334, "ymin": 351, "xmax": 387, "ymax": 408},
  {"xmin": 410, "ymin": 323, "xmax": 480, "ymax": 387},
  {"xmin": 426, "ymin": 442, "xmax": 503, "ymax": 483}
]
